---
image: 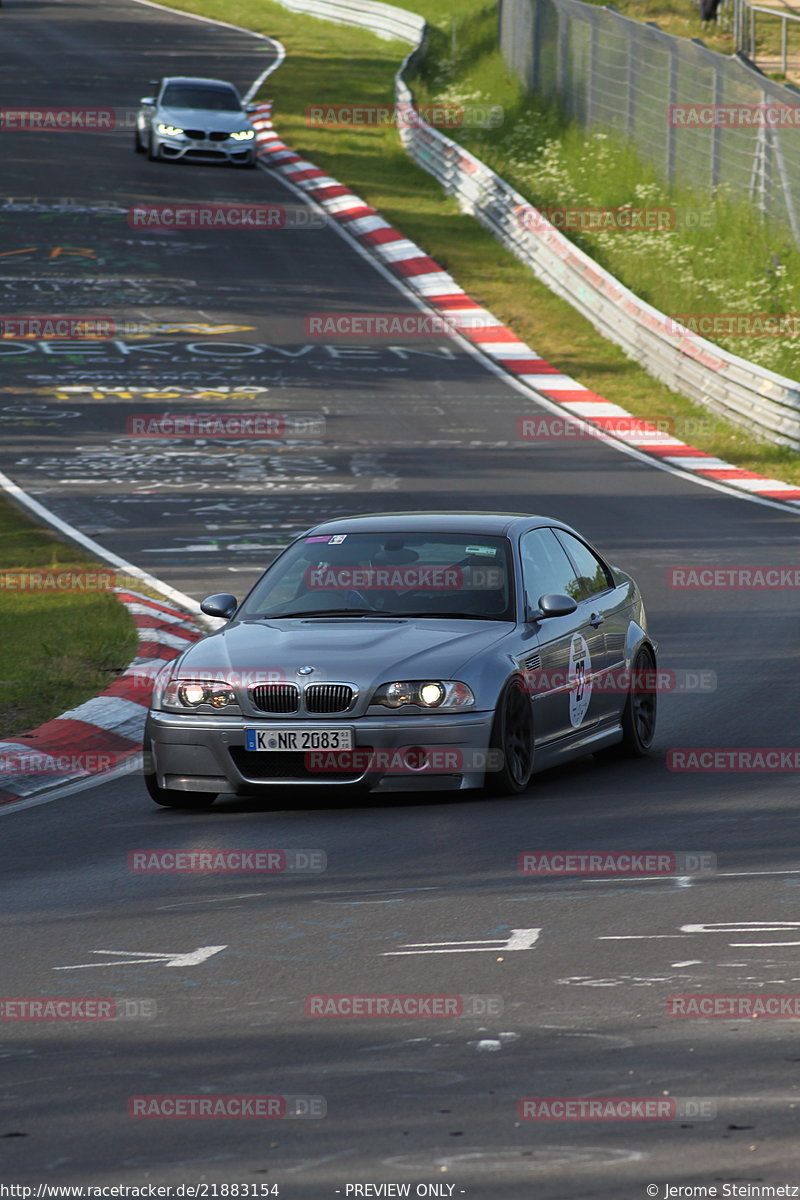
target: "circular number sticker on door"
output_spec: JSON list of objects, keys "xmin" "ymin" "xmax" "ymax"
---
[{"xmin": 568, "ymin": 633, "xmax": 592, "ymax": 727}]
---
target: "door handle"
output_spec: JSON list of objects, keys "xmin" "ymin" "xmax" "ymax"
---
[{"xmin": 589, "ymin": 612, "xmax": 604, "ymax": 627}]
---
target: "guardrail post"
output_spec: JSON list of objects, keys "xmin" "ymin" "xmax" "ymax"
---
[
  {"xmin": 666, "ymin": 43, "xmax": 677, "ymax": 182},
  {"xmin": 627, "ymin": 25, "xmax": 636, "ymax": 136},
  {"xmin": 530, "ymin": 0, "xmax": 542, "ymax": 94},
  {"xmin": 711, "ymin": 68, "xmax": 723, "ymax": 186},
  {"xmin": 748, "ymin": 106, "xmax": 769, "ymax": 218},
  {"xmin": 588, "ymin": 20, "xmax": 599, "ymax": 125},
  {"xmin": 768, "ymin": 124, "xmax": 800, "ymax": 240},
  {"xmin": 557, "ymin": 4, "xmax": 568, "ymax": 100}
]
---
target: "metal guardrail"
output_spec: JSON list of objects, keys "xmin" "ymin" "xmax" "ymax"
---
[
  {"xmin": 272, "ymin": 0, "xmax": 423, "ymax": 42},
  {"xmin": 270, "ymin": 0, "xmax": 800, "ymax": 448}
]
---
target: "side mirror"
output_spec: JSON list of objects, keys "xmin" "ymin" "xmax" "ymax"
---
[
  {"xmin": 245, "ymin": 103, "xmax": 258, "ymax": 113},
  {"xmin": 200, "ymin": 593, "xmax": 238, "ymax": 620},
  {"xmin": 139, "ymin": 96, "xmax": 156, "ymax": 106},
  {"xmin": 537, "ymin": 592, "xmax": 578, "ymax": 619}
]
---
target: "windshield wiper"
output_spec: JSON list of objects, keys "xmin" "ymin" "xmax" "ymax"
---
[
  {"xmin": 254, "ymin": 609, "xmax": 509, "ymax": 621},
  {"xmin": 256, "ymin": 609, "xmax": 387, "ymax": 619},
  {"xmin": 388, "ymin": 611, "xmax": 508, "ymax": 621}
]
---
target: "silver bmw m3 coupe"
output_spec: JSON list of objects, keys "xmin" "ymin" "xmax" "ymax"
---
[{"xmin": 144, "ymin": 512, "xmax": 657, "ymax": 807}]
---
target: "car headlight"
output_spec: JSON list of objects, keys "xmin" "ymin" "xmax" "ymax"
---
[
  {"xmin": 372, "ymin": 680, "xmax": 475, "ymax": 710},
  {"xmin": 230, "ymin": 129, "xmax": 255, "ymax": 141},
  {"xmin": 157, "ymin": 123, "xmax": 185, "ymax": 136},
  {"xmin": 162, "ymin": 678, "xmax": 239, "ymax": 712}
]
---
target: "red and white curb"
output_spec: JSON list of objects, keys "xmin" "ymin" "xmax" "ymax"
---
[
  {"xmin": 250, "ymin": 100, "xmax": 800, "ymax": 507},
  {"xmin": 0, "ymin": 590, "xmax": 203, "ymax": 807}
]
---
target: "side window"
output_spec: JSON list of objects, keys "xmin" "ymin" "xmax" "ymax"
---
[
  {"xmin": 555, "ymin": 531, "xmax": 612, "ymax": 600},
  {"xmin": 520, "ymin": 528, "xmax": 580, "ymax": 606}
]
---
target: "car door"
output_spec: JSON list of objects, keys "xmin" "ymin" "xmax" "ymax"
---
[
  {"xmin": 553, "ymin": 529, "xmax": 631, "ymax": 726},
  {"xmin": 518, "ymin": 526, "xmax": 598, "ymax": 744}
]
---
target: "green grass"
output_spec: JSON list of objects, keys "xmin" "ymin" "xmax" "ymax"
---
[
  {"xmin": 411, "ymin": 4, "xmax": 800, "ymax": 376},
  {"xmin": 158, "ymin": 0, "xmax": 800, "ymax": 482},
  {"xmin": 0, "ymin": 496, "xmax": 139, "ymax": 736}
]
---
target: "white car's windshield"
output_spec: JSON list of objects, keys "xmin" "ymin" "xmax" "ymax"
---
[{"xmin": 161, "ymin": 87, "xmax": 241, "ymax": 111}]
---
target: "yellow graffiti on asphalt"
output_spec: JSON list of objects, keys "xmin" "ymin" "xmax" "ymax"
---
[
  {"xmin": 53, "ymin": 388, "xmax": 266, "ymax": 401},
  {"xmin": 124, "ymin": 324, "xmax": 255, "ymax": 337},
  {"xmin": 0, "ymin": 246, "xmax": 97, "ymax": 258}
]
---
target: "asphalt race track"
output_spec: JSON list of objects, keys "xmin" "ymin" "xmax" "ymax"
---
[{"xmin": 3, "ymin": 1, "xmax": 800, "ymax": 1196}]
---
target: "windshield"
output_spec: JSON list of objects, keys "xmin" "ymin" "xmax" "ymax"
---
[
  {"xmin": 239, "ymin": 532, "xmax": 516, "ymax": 621},
  {"xmin": 161, "ymin": 86, "xmax": 241, "ymax": 111}
]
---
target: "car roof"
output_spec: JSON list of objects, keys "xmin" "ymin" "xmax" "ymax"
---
[
  {"xmin": 160, "ymin": 77, "xmax": 239, "ymax": 90},
  {"xmin": 304, "ymin": 512, "xmax": 577, "ymax": 537}
]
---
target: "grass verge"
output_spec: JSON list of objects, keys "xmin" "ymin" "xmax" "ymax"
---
[
  {"xmin": 158, "ymin": 0, "xmax": 800, "ymax": 482},
  {"xmin": 0, "ymin": 495, "xmax": 139, "ymax": 737}
]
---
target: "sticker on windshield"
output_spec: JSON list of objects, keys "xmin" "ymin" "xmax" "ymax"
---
[
  {"xmin": 465, "ymin": 545, "xmax": 496, "ymax": 556},
  {"xmin": 568, "ymin": 633, "xmax": 592, "ymax": 726},
  {"xmin": 305, "ymin": 536, "xmax": 331, "ymax": 543},
  {"xmin": 328, "ymin": 534, "xmax": 347, "ymax": 544}
]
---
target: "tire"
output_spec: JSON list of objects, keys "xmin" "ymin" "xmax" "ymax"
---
[
  {"xmin": 147, "ymin": 132, "xmax": 159, "ymax": 162},
  {"xmin": 143, "ymin": 725, "xmax": 216, "ymax": 809},
  {"xmin": 484, "ymin": 677, "xmax": 535, "ymax": 795},
  {"xmin": 134, "ymin": 128, "xmax": 145, "ymax": 154},
  {"xmin": 598, "ymin": 644, "xmax": 657, "ymax": 759}
]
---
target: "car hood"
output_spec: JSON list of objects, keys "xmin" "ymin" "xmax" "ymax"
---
[
  {"xmin": 156, "ymin": 106, "xmax": 251, "ymax": 131},
  {"xmin": 175, "ymin": 617, "xmax": 511, "ymax": 684}
]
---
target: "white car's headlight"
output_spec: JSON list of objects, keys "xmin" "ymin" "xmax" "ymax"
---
[
  {"xmin": 162, "ymin": 678, "xmax": 239, "ymax": 712},
  {"xmin": 157, "ymin": 123, "xmax": 185, "ymax": 136},
  {"xmin": 230, "ymin": 129, "xmax": 255, "ymax": 141},
  {"xmin": 372, "ymin": 680, "xmax": 475, "ymax": 710}
]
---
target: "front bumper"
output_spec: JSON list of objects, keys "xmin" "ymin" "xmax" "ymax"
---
[
  {"xmin": 147, "ymin": 710, "xmax": 495, "ymax": 794},
  {"xmin": 155, "ymin": 133, "xmax": 255, "ymax": 164}
]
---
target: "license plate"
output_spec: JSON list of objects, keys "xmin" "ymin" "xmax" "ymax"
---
[{"xmin": 245, "ymin": 727, "xmax": 354, "ymax": 752}]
